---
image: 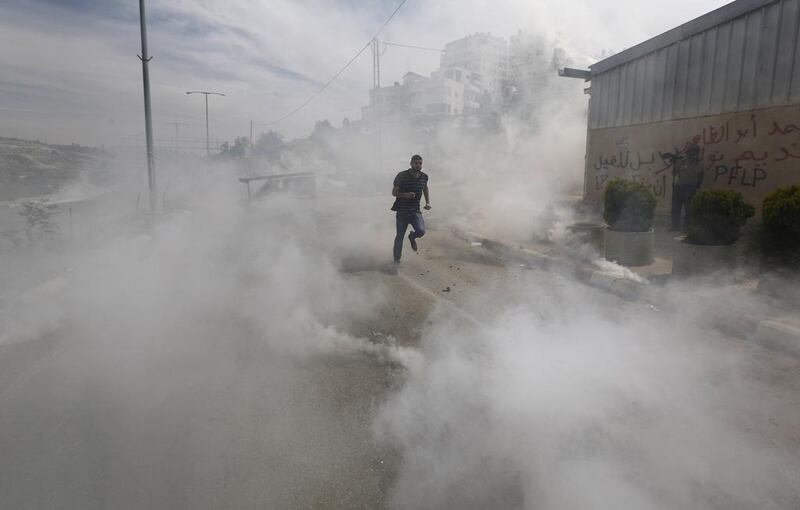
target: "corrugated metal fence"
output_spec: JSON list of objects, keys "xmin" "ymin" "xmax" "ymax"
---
[{"xmin": 589, "ymin": 0, "xmax": 800, "ymax": 129}]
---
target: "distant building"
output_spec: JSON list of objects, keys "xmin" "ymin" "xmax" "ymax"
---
[
  {"xmin": 432, "ymin": 67, "xmax": 483, "ymax": 114},
  {"xmin": 361, "ymin": 31, "xmax": 564, "ymax": 127},
  {"xmin": 507, "ymin": 31, "xmax": 551, "ymax": 118},
  {"xmin": 361, "ymin": 71, "xmax": 467, "ymax": 123},
  {"xmin": 440, "ymin": 33, "xmax": 508, "ymax": 107}
]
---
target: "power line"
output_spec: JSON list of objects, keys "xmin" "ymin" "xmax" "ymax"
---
[
  {"xmin": 264, "ymin": 0, "xmax": 409, "ymax": 126},
  {"xmin": 382, "ymin": 41, "xmax": 444, "ymax": 53}
]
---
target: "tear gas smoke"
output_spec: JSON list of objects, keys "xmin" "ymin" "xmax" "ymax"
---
[
  {"xmin": 1, "ymin": 3, "xmax": 798, "ymax": 508},
  {"xmin": 375, "ymin": 280, "xmax": 800, "ymax": 509}
]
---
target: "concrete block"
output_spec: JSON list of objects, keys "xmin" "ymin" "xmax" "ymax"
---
[
  {"xmin": 588, "ymin": 271, "xmax": 619, "ymax": 290},
  {"xmin": 518, "ymin": 249, "xmax": 557, "ymax": 268},
  {"xmin": 481, "ymin": 238, "xmax": 514, "ymax": 257},
  {"xmin": 604, "ymin": 229, "xmax": 655, "ymax": 266},
  {"xmin": 611, "ymin": 278, "xmax": 645, "ymax": 299}
]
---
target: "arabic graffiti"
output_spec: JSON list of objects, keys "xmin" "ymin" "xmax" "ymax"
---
[
  {"xmin": 595, "ymin": 173, "xmax": 608, "ymax": 191},
  {"xmin": 592, "ymin": 109, "xmax": 800, "ymax": 200},
  {"xmin": 701, "ymin": 115, "xmax": 760, "ymax": 145},
  {"xmin": 768, "ymin": 121, "xmax": 800, "ymax": 136},
  {"xmin": 774, "ymin": 143, "xmax": 800, "ymax": 162},
  {"xmin": 631, "ymin": 173, "xmax": 668, "ymax": 198},
  {"xmin": 703, "ymin": 122, "xmax": 729, "ymax": 145},
  {"xmin": 593, "ymin": 150, "xmax": 657, "ymax": 171}
]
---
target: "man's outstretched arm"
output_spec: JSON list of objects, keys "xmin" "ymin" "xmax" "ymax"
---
[{"xmin": 423, "ymin": 185, "xmax": 431, "ymax": 209}]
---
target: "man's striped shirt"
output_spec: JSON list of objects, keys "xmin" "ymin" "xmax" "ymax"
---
[{"xmin": 391, "ymin": 169, "xmax": 428, "ymax": 213}]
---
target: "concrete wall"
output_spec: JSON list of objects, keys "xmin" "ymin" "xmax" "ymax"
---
[{"xmin": 585, "ymin": 103, "xmax": 800, "ymax": 211}]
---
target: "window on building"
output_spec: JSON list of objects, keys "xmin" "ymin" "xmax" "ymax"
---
[{"xmin": 425, "ymin": 103, "xmax": 449, "ymax": 114}]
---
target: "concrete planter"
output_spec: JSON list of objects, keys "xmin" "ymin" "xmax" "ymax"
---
[
  {"xmin": 757, "ymin": 258, "xmax": 800, "ymax": 305},
  {"xmin": 567, "ymin": 222, "xmax": 606, "ymax": 254},
  {"xmin": 604, "ymin": 228, "xmax": 654, "ymax": 266},
  {"xmin": 671, "ymin": 236, "xmax": 737, "ymax": 279}
]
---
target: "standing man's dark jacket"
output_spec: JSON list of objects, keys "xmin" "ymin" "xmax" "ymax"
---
[
  {"xmin": 391, "ymin": 169, "xmax": 428, "ymax": 213},
  {"xmin": 670, "ymin": 144, "xmax": 704, "ymax": 230}
]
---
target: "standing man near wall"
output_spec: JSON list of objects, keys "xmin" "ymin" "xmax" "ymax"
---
[
  {"xmin": 666, "ymin": 143, "xmax": 704, "ymax": 231},
  {"xmin": 391, "ymin": 154, "xmax": 431, "ymax": 264}
]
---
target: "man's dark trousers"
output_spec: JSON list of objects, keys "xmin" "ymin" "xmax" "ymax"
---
[
  {"xmin": 394, "ymin": 211, "xmax": 425, "ymax": 261},
  {"xmin": 671, "ymin": 183, "xmax": 697, "ymax": 230}
]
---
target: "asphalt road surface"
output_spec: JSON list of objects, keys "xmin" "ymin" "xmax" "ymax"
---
[{"xmin": 1, "ymin": 199, "xmax": 798, "ymax": 509}]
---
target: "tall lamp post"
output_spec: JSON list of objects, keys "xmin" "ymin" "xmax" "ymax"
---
[
  {"xmin": 186, "ymin": 90, "xmax": 225, "ymax": 156},
  {"xmin": 138, "ymin": 0, "xmax": 156, "ymax": 211}
]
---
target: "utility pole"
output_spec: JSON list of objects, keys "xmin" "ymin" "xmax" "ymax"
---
[
  {"xmin": 372, "ymin": 38, "xmax": 381, "ymax": 91},
  {"xmin": 167, "ymin": 122, "xmax": 189, "ymax": 150},
  {"xmin": 371, "ymin": 38, "xmax": 383, "ymax": 174},
  {"xmin": 368, "ymin": 40, "xmax": 442, "ymax": 172},
  {"xmin": 138, "ymin": 0, "xmax": 156, "ymax": 212},
  {"xmin": 186, "ymin": 90, "xmax": 225, "ymax": 156}
]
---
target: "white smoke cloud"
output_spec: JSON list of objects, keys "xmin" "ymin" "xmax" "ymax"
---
[{"xmin": 375, "ymin": 280, "xmax": 799, "ymax": 509}]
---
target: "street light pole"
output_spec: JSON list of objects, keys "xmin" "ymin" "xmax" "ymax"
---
[
  {"xmin": 138, "ymin": 0, "xmax": 156, "ymax": 211},
  {"xmin": 186, "ymin": 91, "xmax": 225, "ymax": 156}
]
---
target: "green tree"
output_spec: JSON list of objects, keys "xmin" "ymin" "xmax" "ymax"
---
[
  {"xmin": 309, "ymin": 119, "xmax": 335, "ymax": 142},
  {"xmin": 254, "ymin": 130, "xmax": 284, "ymax": 156},
  {"xmin": 230, "ymin": 136, "xmax": 249, "ymax": 158}
]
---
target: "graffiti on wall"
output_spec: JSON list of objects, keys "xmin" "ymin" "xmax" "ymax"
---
[{"xmin": 587, "ymin": 105, "xmax": 800, "ymax": 207}]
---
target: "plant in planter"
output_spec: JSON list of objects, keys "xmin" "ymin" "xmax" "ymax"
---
[
  {"xmin": 759, "ymin": 185, "xmax": 800, "ymax": 301},
  {"xmin": 603, "ymin": 178, "xmax": 657, "ymax": 232},
  {"xmin": 673, "ymin": 190, "xmax": 754, "ymax": 278},
  {"xmin": 762, "ymin": 184, "xmax": 800, "ymax": 258},
  {"xmin": 602, "ymin": 178, "xmax": 657, "ymax": 266},
  {"xmin": 686, "ymin": 190, "xmax": 755, "ymax": 245}
]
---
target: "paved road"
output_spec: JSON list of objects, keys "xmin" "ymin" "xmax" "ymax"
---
[{"xmin": 1, "ymin": 198, "xmax": 798, "ymax": 509}]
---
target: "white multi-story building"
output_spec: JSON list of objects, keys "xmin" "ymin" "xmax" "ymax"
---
[
  {"xmin": 440, "ymin": 33, "xmax": 508, "ymax": 106},
  {"xmin": 507, "ymin": 30, "xmax": 552, "ymax": 118},
  {"xmin": 434, "ymin": 67, "xmax": 483, "ymax": 114},
  {"xmin": 361, "ymin": 31, "xmax": 563, "ymax": 125},
  {"xmin": 361, "ymin": 71, "xmax": 467, "ymax": 123}
]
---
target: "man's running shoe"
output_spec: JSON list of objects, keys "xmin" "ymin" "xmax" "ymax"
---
[{"xmin": 408, "ymin": 233, "xmax": 418, "ymax": 252}]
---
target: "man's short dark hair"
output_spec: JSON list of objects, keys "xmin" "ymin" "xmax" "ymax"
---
[{"xmin": 411, "ymin": 154, "xmax": 423, "ymax": 162}]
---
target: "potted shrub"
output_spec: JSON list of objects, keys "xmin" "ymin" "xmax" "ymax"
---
[
  {"xmin": 672, "ymin": 189, "xmax": 754, "ymax": 278},
  {"xmin": 758, "ymin": 185, "xmax": 800, "ymax": 301},
  {"xmin": 602, "ymin": 178, "xmax": 657, "ymax": 266},
  {"xmin": 762, "ymin": 184, "xmax": 800, "ymax": 254}
]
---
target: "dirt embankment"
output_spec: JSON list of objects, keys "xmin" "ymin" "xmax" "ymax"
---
[{"xmin": 0, "ymin": 138, "xmax": 111, "ymax": 201}]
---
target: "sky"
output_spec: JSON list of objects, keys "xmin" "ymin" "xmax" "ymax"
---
[{"xmin": 0, "ymin": 0, "xmax": 733, "ymax": 146}]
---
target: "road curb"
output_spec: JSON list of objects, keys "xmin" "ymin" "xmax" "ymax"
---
[
  {"xmin": 453, "ymin": 226, "xmax": 648, "ymax": 299},
  {"xmin": 451, "ymin": 227, "xmax": 559, "ymax": 270},
  {"xmin": 452, "ymin": 227, "xmax": 800, "ymax": 358},
  {"xmin": 753, "ymin": 319, "xmax": 800, "ymax": 358},
  {"xmin": 586, "ymin": 270, "xmax": 648, "ymax": 300}
]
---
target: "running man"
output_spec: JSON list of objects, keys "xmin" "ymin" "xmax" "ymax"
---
[{"xmin": 391, "ymin": 154, "xmax": 431, "ymax": 263}]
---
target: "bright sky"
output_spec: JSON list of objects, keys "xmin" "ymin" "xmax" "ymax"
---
[{"xmin": 0, "ymin": 0, "xmax": 732, "ymax": 146}]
